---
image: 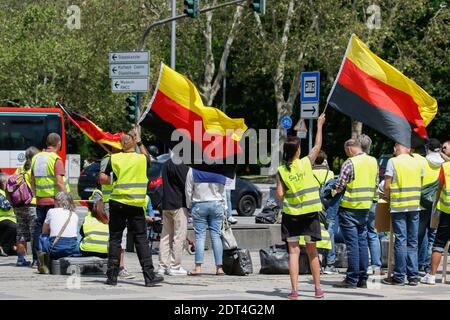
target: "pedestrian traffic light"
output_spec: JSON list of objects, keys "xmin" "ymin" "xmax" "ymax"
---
[
  {"xmin": 125, "ymin": 95, "xmax": 137, "ymax": 123},
  {"xmin": 248, "ymin": 0, "xmax": 265, "ymax": 14},
  {"xmin": 184, "ymin": 0, "xmax": 199, "ymax": 18}
]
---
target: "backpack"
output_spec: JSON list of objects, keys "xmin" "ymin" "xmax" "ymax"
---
[{"xmin": 6, "ymin": 171, "xmax": 33, "ymax": 207}]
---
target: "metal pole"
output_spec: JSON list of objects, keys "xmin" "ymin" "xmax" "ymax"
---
[
  {"xmin": 222, "ymin": 75, "xmax": 226, "ymax": 112},
  {"xmin": 170, "ymin": 0, "xmax": 176, "ymax": 70},
  {"xmin": 308, "ymin": 119, "xmax": 313, "ymax": 152}
]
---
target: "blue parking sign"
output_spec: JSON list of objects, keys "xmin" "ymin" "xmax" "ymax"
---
[{"xmin": 300, "ymin": 71, "xmax": 320, "ymax": 103}]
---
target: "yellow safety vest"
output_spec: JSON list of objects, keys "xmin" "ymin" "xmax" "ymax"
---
[
  {"xmin": 299, "ymin": 223, "xmax": 331, "ymax": 250},
  {"xmin": 101, "ymin": 155, "xmax": 113, "ymax": 202},
  {"xmin": 340, "ymin": 154, "xmax": 378, "ymax": 210},
  {"xmin": 110, "ymin": 152, "xmax": 148, "ymax": 207},
  {"xmin": 31, "ymin": 151, "xmax": 61, "ymax": 198},
  {"xmin": 79, "ymin": 212, "xmax": 109, "ymax": 254},
  {"xmin": 0, "ymin": 190, "xmax": 17, "ymax": 223},
  {"xmin": 278, "ymin": 157, "xmax": 322, "ymax": 215},
  {"xmin": 312, "ymin": 168, "xmax": 334, "ymax": 186},
  {"xmin": 390, "ymin": 154, "xmax": 422, "ymax": 210},
  {"xmin": 437, "ymin": 162, "xmax": 450, "ymax": 214}
]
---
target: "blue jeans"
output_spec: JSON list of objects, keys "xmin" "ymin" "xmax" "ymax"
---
[
  {"xmin": 418, "ymin": 209, "xmax": 436, "ymax": 272},
  {"xmin": 391, "ymin": 211, "xmax": 419, "ymax": 282},
  {"xmin": 339, "ymin": 208, "xmax": 369, "ymax": 285},
  {"xmin": 40, "ymin": 236, "xmax": 79, "ymax": 260},
  {"xmin": 34, "ymin": 205, "xmax": 54, "ymax": 262},
  {"xmin": 367, "ymin": 203, "xmax": 382, "ymax": 267},
  {"xmin": 325, "ymin": 192, "xmax": 343, "ymax": 266},
  {"xmin": 191, "ymin": 201, "xmax": 224, "ymax": 265},
  {"xmin": 226, "ymin": 190, "xmax": 233, "ymax": 219}
]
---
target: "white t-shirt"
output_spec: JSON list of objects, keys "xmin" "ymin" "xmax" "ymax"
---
[{"xmin": 44, "ymin": 208, "xmax": 79, "ymax": 238}]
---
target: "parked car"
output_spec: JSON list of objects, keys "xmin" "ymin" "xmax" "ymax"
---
[{"xmin": 77, "ymin": 155, "xmax": 262, "ymax": 216}]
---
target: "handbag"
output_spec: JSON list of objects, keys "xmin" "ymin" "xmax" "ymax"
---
[
  {"xmin": 223, "ymin": 248, "xmax": 253, "ymax": 276},
  {"xmin": 38, "ymin": 210, "xmax": 74, "ymax": 274},
  {"xmin": 221, "ymin": 217, "xmax": 238, "ymax": 250}
]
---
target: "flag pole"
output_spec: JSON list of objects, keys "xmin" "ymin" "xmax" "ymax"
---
[{"xmin": 322, "ymin": 101, "xmax": 329, "ymax": 114}]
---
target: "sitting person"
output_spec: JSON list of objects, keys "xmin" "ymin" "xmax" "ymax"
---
[
  {"xmin": 0, "ymin": 174, "xmax": 17, "ymax": 257},
  {"xmin": 40, "ymin": 192, "xmax": 79, "ymax": 260},
  {"xmin": 79, "ymin": 189, "xmax": 109, "ymax": 258}
]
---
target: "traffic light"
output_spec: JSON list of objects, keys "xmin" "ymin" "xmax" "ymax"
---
[
  {"xmin": 248, "ymin": 0, "xmax": 265, "ymax": 14},
  {"xmin": 184, "ymin": 0, "xmax": 199, "ymax": 18},
  {"xmin": 125, "ymin": 95, "xmax": 137, "ymax": 123}
]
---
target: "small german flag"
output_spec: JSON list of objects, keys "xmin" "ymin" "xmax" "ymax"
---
[
  {"xmin": 328, "ymin": 34, "xmax": 437, "ymax": 147},
  {"xmin": 59, "ymin": 105, "xmax": 123, "ymax": 151}
]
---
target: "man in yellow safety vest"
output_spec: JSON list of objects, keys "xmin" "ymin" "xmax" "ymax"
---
[
  {"xmin": 382, "ymin": 143, "xmax": 423, "ymax": 286},
  {"xmin": 99, "ymin": 128, "xmax": 163, "ymax": 286},
  {"xmin": 30, "ymin": 133, "xmax": 66, "ymax": 268}
]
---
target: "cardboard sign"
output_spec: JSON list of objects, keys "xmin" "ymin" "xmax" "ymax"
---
[{"xmin": 375, "ymin": 201, "xmax": 391, "ymax": 232}]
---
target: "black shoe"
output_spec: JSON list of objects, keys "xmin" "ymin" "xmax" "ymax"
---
[
  {"xmin": 357, "ymin": 279, "xmax": 367, "ymax": 288},
  {"xmin": 145, "ymin": 273, "xmax": 164, "ymax": 286},
  {"xmin": 105, "ymin": 259, "xmax": 119, "ymax": 286},
  {"xmin": 333, "ymin": 280, "xmax": 357, "ymax": 288},
  {"xmin": 408, "ymin": 278, "xmax": 419, "ymax": 286},
  {"xmin": 382, "ymin": 278, "xmax": 405, "ymax": 286}
]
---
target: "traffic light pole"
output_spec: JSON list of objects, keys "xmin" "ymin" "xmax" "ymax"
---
[{"xmin": 139, "ymin": 0, "xmax": 251, "ymax": 50}]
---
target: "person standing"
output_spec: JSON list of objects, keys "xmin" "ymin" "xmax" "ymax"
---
[
  {"xmin": 333, "ymin": 138, "xmax": 378, "ymax": 289},
  {"xmin": 276, "ymin": 113, "xmax": 326, "ymax": 299},
  {"xmin": 13, "ymin": 146, "xmax": 39, "ymax": 267},
  {"xmin": 382, "ymin": 143, "xmax": 422, "ymax": 286},
  {"xmin": 99, "ymin": 129, "xmax": 163, "ymax": 286},
  {"xmin": 185, "ymin": 167, "xmax": 228, "ymax": 277},
  {"xmin": 440, "ymin": 140, "xmax": 450, "ymax": 162},
  {"xmin": 30, "ymin": 133, "xmax": 66, "ymax": 268},
  {"xmin": 413, "ymin": 139, "xmax": 443, "ymax": 274},
  {"xmin": 421, "ymin": 159, "xmax": 450, "ymax": 284},
  {"xmin": 312, "ymin": 150, "xmax": 334, "ymax": 186},
  {"xmin": 358, "ymin": 134, "xmax": 383, "ymax": 275},
  {"xmin": 157, "ymin": 157, "xmax": 190, "ymax": 276},
  {"xmin": 0, "ymin": 174, "xmax": 17, "ymax": 257}
]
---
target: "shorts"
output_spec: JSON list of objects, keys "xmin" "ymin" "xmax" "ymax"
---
[
  {"xmin": 14, "ymin": 206, "xmax": 36, "ymax": 242},
  {"xmin": 286, "ymin": 235, "xmax": 314, "ymax": 243},
  {"xmin": 105, "ymin": 202, "xmax": 127, "ymax": 250},
  {"xmin": 281, "ymin": 212, "xmax": 321, "ymax": 242},
  {"xmin": 432, "ymin": 211, "xmax": 450, "ymax": 253}
]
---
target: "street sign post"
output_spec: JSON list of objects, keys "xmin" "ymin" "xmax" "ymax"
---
[
  {"xmin": 300, "ymin": 71, "xmax": 320, "ymax": 151},
  {"xmin": 109, "ymin": 51, "xmax": 150, "ymax": 64}
]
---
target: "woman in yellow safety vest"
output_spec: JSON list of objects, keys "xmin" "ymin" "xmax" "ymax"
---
[{"xmin": 276, "ymin": 113, "xmax": 325, "ymax": 300}]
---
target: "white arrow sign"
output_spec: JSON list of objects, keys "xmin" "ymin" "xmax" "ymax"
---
[
  {"xmin": 109, "ymin": 51, "xmax": 149, "ymax": 64},
  {"xmin": 301, "ymin": 103, "xmax": 319, "ymax": 119},
  {"xmin": 111, "ymin": 78, "xmax": 149, "ymax": 92},
  {"xmin": 109, "ymin": 64, "xmax": 149, "ymax": 78}
]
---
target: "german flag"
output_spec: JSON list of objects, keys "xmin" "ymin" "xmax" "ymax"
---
[
  {"xmin": 327, "ymin": 34, "xmax": 437, "ymax": 148},
  {"xmin": 58, "ymin": 104, "xmax": 123, "ymax": 151},
  {"xmin": 139, "ymin": 63, "xmax": 247, "ymax": 177}
]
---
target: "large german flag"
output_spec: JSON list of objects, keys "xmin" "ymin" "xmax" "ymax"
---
[
  {"xmin": 327, "ymin": 34, "xmax": 437, "ymax": 148},
  {"xmin": 58, "ymin": 104, "xmax": 123, "ymax": 151},
  {"xmin": 139, "ymin": 63, "xmax": 247, "ymax": 177}
]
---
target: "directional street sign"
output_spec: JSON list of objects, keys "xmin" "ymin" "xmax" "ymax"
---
[
  {"xmin": 109, "ymin": 51, "xmax": 149, "ymax": 64},
  {"xmin": 109, "ymin": 64, "xmax": 149, "ymax": 78},
  {"xmin": 301, "ymin": 103, "xmax": 319, "ymax": 119},
  {"xmin": 300, "ymin": 71, "xmax": 320, "ymax": 103},
  {"xmin": 109, "ymin": 51, "xmax": 150, "ymax": 93},
  {"xmin": 111, "ymin": 78, "xmax": 149, "ymax": 92}
]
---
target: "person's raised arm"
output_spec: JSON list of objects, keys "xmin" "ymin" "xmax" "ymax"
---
[
  {"xmin": 130, "ymin": 128, "xmax": 150, "ymax": 161},
  {"xmin": 308, "ymin": 113, "xmax": 326, "ymax": 164}
]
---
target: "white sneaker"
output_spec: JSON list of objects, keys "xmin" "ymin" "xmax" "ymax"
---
[
  {"xmin": 168, "ymin": 267, "xmax": 188, "ymax": 276},
  {"xmin": 118, "ymin": 268, "xmax": 136, "ymax": 279},
  {"xmin": 367, "ymin": 265, "xmax": 374, "ymax": 275},
  {"xmin": 157, "ymin": 267, "xmax": 167, "ymax": 276},
  {"xmin": 420, "ymin": 273, "xmax": 436, "ymax": 285},
  {"xmin": 228, "ymin": 217, "xmax": 238, "ymax": 225}
]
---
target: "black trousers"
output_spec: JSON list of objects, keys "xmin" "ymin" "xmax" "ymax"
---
[
  {"xmin": 108, "ymin": 200, "xmax": 154, "ymax": 279},
  {"xmin": 0, "ymin": 220, "xmax": 17, "ymax": 253}
]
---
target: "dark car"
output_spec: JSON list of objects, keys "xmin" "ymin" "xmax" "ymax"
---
[{"xmin": 77, "ymin": 156, "xmax": 262, "ymax": 216}]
